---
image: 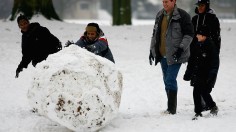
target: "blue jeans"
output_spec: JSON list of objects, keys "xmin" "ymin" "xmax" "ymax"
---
[{"xmin": 160, "ymin": 58, "xmax": 182, "ymax": 92}]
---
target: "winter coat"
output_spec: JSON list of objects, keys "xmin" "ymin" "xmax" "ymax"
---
[
  {"xmin": 184, "ymin": 38, "xmax": 219, "ymax": 88},
  {"xmin": 17, "ymin": 22, "xmax": 61, "ymax": 69},
  {"xmin": 150, "ymin": 5, "xmax": 194, "ymax": 65},
  {"xmin": 192, "ymin": 8, "xmax": 221, "ymax": 54},
  {"xmin": 75, "ymin": 29, "xmax": 115, "ymax": 63}
]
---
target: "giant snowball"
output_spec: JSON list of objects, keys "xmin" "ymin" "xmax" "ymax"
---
[{"xmin": 27, "ymin": 45, "xmax": 123, "ymax": 131}]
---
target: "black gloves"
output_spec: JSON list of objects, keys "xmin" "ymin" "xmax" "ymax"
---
[
  {"xmin": 172, "ymin": 48, "xmax": 183, "ymax": 62},
  {"xmin": 86, "ymin": 44, "xmax": 96, "ymax": 53},
  {"xmin": 149, "ymin": 50, "xmax": 161, "ymax": 66},
  {"xmin": 65, "ymin": 40, "xmax": 74, "ymax": 47},
  {"xmin": 15, "ymin": 67, "xmax": 23, "ymax": 78}
]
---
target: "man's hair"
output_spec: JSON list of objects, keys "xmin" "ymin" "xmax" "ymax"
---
[
  {"xmin": 170, "ymin": 0, "xmax": 177, "ymax": 3},
  {"xmin": 17, "ymin": 14, "xmax": 29, "ymax": 24},
  {"xmin": 86, "ymin": 23, "xmax": 100, "ymax": 33}
]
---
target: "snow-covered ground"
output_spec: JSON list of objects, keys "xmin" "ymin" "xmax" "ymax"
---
[{"xmin": 1, "ymin": 17, "xmax": 236, "ymax": 132}]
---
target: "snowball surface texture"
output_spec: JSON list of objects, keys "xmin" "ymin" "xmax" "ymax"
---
[{"xmin": 28, "ymin": 45, "xmax": 123, "ymax": 131}]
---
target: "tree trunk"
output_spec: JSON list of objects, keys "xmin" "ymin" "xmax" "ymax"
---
[
  {"xmin": 10, "ymin": 0, "xmax": 61, "ymax": 21},
  {"xmin": 112, "ymin": 0, "xmax": 132, "ymax": 25}
]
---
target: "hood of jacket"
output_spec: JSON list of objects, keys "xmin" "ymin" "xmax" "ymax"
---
[
  {"xmin": 22, "ymin": 22, "xmax": 40, "ymax": 34},
  {"xmin": 193, "ymin": 8, "xmax": 217, "ymax": 32}
]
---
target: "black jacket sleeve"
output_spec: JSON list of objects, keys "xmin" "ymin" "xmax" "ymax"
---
[
  {"xmin": 183, "ymin": 41, "xmax": 195, "ymax": 81},
  {"xmin": 207, "ymin": 39, "xmax": 220, "ymax": 88}
]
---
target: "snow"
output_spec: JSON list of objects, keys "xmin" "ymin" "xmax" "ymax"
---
[
  {"xmin": 28, "ymin": 45, "xmax": 123, "ymax": 131},
  {"xmin": 1, "ymin": 16, "xmax": 236, "ymax": 132}
]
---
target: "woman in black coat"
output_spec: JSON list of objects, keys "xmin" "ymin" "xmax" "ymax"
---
[
  {"xmin": 192, "ymin": 0, "xmax": 221, "ymax": 54},
  {"xmin": 15, "ymin": 15, "xmax": 61, "ymax": 78},
  {"xmin": 191, "ymin": 0, "xmax": 221, "ymax": 114},
  {"xmin": 184, "ymin": 25, "xmax": 219, "ymax": 119}
]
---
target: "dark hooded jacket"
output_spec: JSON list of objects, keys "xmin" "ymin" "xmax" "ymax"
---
[
  {"xmin": 184, "ymin": 37, "xmax": 219, "ymax": 88},
  {"xmin": 75, "ymin": 29, "xmax": 115, "ymax": 63},
  {"xmin": 17, "ymin": 22, "xmax": 60, "ymax": 70},
  {"xmin": 192, "ymin": 7, "xmax": 221, "ymax": 54}
]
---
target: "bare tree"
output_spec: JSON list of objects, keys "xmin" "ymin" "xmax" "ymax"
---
[
  {"xmin": 10, "ymin": 0, "xmax": 61, "ymax": 21},
  {"xmin": 113, "ymin": 0, "xmax": 132, "ymax": 25}
]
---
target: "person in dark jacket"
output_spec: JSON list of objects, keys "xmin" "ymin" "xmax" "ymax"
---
[
  {"xmin": 66, "ymin": 23, "xmax": 115, "ymax": 63},
  {"xmin": 192, "ymin": 0, "xmax": 221, "ymax": 54},
  {"xmin": 183, "ymin": 25, "xmax": 219, "ymax": 120},
  {"xmin": 149, "ymin": 0, "xmax": 194, "ymax": 114},
  {"xmin": 15, "ymin": 14, "xmax": 61, "ymax": 78},
  {"xmin": 192, "ymin": 0, "xmax": 221, "ymax": 111}
]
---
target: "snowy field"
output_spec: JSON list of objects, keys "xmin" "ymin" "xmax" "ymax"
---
[{"xmin": 1, "ymin": 17, "xmax": 236, "ymax": 132}]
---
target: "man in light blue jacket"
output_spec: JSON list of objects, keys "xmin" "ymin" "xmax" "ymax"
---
[{"xmin": 149, "ymin": 0, "xmax": 194, "ymax": 114}]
